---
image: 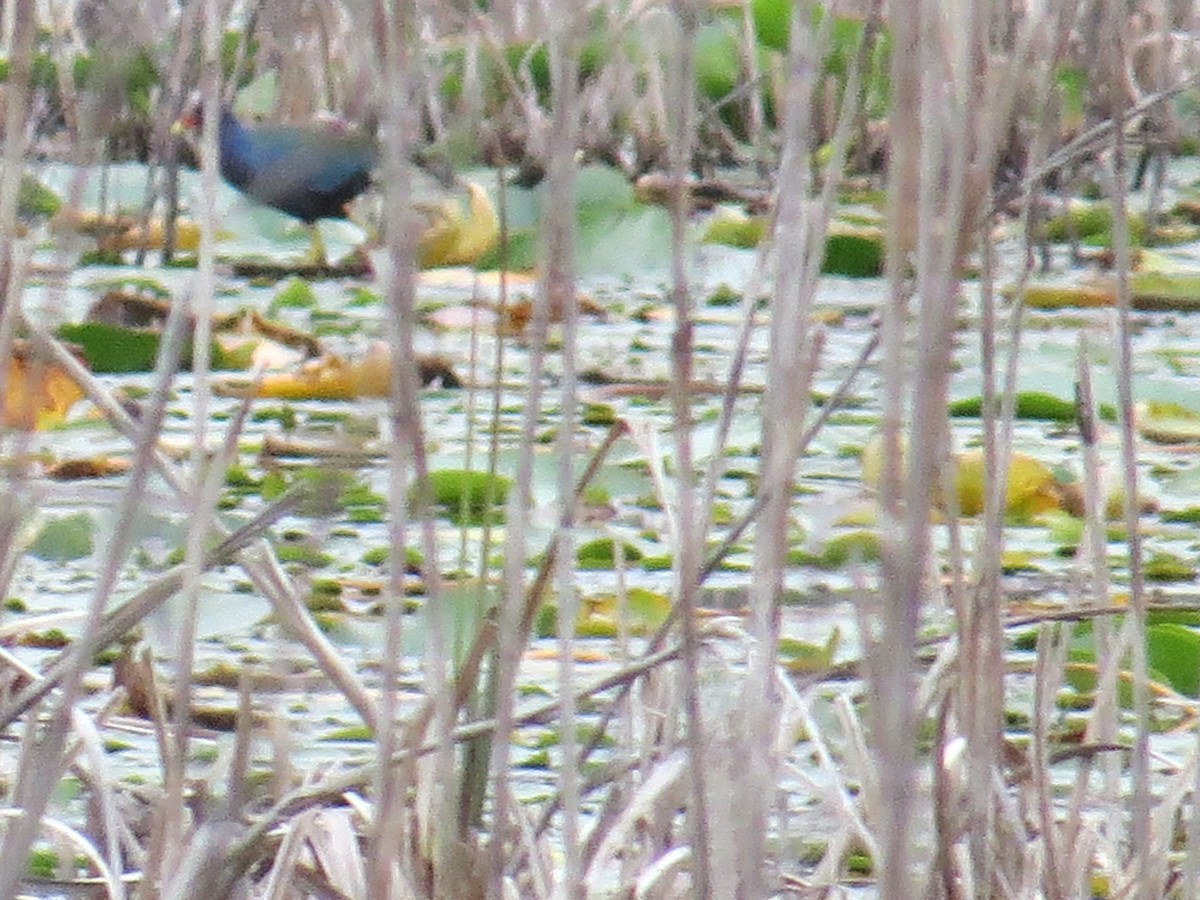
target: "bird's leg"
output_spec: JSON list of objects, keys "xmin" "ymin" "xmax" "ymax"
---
[
  {"xmin": 345, "ymin": 205, "xmax": 380, "ymax": 246},
  {"xmin": 345, "ymin": 211, "xmax": 376, "ymax": 247},
  {"xmin": 304, "ymin": 223, "xmax": 328, "ymax": 269}
]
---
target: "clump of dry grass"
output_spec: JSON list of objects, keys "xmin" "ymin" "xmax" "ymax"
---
[{"xmin": 0, "ymin": 0, "xmax": 1196, "ymax": 897}]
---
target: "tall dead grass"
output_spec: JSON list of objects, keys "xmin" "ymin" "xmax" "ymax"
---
[{"xmin": 0, "ymin": 0, "xmax": 1194, "ymax": 897}]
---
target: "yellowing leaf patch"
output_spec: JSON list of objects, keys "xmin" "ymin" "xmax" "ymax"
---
[
  {"xmin": 577, "ymin": 588, "xmax": 671, "ymax": 637},
  {"xmin": 1136, "ymin": 400, "xmax": 1200, "ymax": 444},
  {"xmin": 861, "ymin": 435, "xmax": 1064, "ymax": 518},
  {"xmin": 417, "ymin": 182, "xmax": 500, "ymax": 269},
  {"xmin": 953, "ymin": 450, "xmax": 1062, "ymax": 518},
  {"xmin": 53, "ymin": 209, "xmax": 206, "ymax": 252},
  {"xmin": 4, "ymin": 344, "xmax": 85, "ymax": 429},
  {"xmin": 252, "ymin": 343, "xmax": 390, "ymax": 401},
  {"xmin": 216, "ymin": 344, "xmax": 460, "ymax": 400}
]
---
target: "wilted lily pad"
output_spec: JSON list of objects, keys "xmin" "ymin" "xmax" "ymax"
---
[
  {"xmin": 218, "ymin": 341, "xmax": 460, "ymax": 400},
  {"xmin": 862, "ymin": 435, "xmax": 1065, "ymax": 519},
  {"xmin": 3, "ymin": 341, "xmax": 86, "ymax": 429},
  {"xmin": 1020, "ymin": 283, "xmax": 1119, "ymax": 310},
  {"xmin": 53, "ymin": 208, "xmax": 203, "ymax": 252},
  {"xmin": 230, "ymin": 255, "xmax": 372, "ymax": 281},
  {"xmin": 1021, "ymin": 273, "xmax": 1200, "ymax": 312},
  {"xmin": 577, "ymin": 588, "xmax": 670, "ymax": 637},
  {"xmin": 1137, "ymin": 400, "xmax": 1200, "ymax": 444},
  {"xmin": 954, "ymin": 451, "xmax": 1062, "ymax": 519},
  {"xmin": 778, "ymin": 627, "xmax": 841, "ymax": 673},
  {"xmin": 418, "ymin": 182, "xmax": 500, "ymax": 268},
  {"xmin": 44, "ymin": 456, "xmax": 131, "ymax": 480},
  {"xmin": 219, "ymin": 343, "xmax": 388, "ymax": 400},
  {"xmin": 537, "ymin": 587, "xmax": 671, "ymax": 638}
]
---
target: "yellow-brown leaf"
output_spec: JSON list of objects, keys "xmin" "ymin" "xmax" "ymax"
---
[{"xmin": 4, "ymin": 350, "xmax": 85, "ymax": 429}]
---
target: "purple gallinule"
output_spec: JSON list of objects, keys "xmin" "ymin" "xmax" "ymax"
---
[{"xmin": 176, "ymin": 105, "xmax": 377, "ymax": 265}]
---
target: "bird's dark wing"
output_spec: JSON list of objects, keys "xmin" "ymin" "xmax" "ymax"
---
[{"xmin": 237, "ymin": 126, "xmax": 377, "ymax": 221}]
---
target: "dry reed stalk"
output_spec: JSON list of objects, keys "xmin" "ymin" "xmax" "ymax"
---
[
  {"xmin": 6, "ymin": 1, "xmax": 1189, "ymax": 896},
  {"xmin": 483, "ymin": 175, "xmax": 528, "ymax": 897},
  {"xmin": 139, "ymin": 0, "xmax": 203, "ymax": 265},
  {"xmin": 0, "ymin": 0, "xmax": 38, "ymax": 677},
  {"xmin": 1069, "ymin": 393, "xmax": 1123, "ymax": 890},
  {"xmin": 865, "ymin": 0, "xmax": 1072, "ymax": 893},
  {"xmin": 371, "ymin": 2, "xmax": 416, "ymax": 893},
  {"xmin": 659, "ymin": 2, "xmax": 714, "ymax": 897},
  {"xmin": 454, "ymin": 234, "xmax": 503, "ymax": 841},
  {"xmin": 465, "ymin": 3, "xmax": 596, "ymax": 894},
  {"xmin": 657, "ymin": 5, "xmax": 835, "ymax": 897},
  {"xmin": 962, "ymin": 5, "xmax": 1079, "ymax": 890},
  {"xmin": 312, "ymin": 418, "xmax": 617, "ymax": 891},
  {"xmin": 541, "ymin": 3, "xmax": 586, "ymax": 894},
  {"xmin": 152, "ymin": 0, "xmax": 225, "ymax": 884},
  {"xmin": 1086, "ymin": 3, "xmax": 1155, "ymax": 897},
  {"xmin": 1032, "ymin": 620, "xmax": 1075, "ymax": 898},
  {"xmin": 700, "ymin": 326, "xmax": 879, "ymax": 584},
  {"xmin": 735, "ymin": 0, "xmax": 767, "ymax": 174},
  {"xmin": 0, "ymin": 0, "xmax": 35, "ymax": 317},
  {"xmin": 1061, "ymin": 338, "xmax": 1113, "ymax": 894},
  {"xmin": 0, "ymin": 482, "xmax": 308, "ymax": 735},
  {"xmin": 700, "ymin": 0, "xmax": 864, "ymax": 888},
  {"xmin": 482, "ymin": 78, "xmax": 555, "ymax": 900},
  {"xmin": 509, "ymin": 14, "xmax": 882, "ymax": 877},
  {"xmin": 871, "ymin": 0, "xmax": 921, "ymax": 874},
  {"xmin": 1188, "ymin": 723, "xmax": 1200, "ymax": 896}
]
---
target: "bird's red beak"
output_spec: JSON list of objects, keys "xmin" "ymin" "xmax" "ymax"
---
[{"xmin": 171, "ymin": 108, "xmax": 202, "ymax": 136}]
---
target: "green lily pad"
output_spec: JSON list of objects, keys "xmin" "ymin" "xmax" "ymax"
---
[
  {"xmin": 822, "ymin": 226, "xmax": 884, "ymax": 277},
  {"xmin": 1147, "ymin": 623, "xmax": 1200, "ymax": 697},
  {"xmin": 790, "ymin": 530, "xmax": 880, "ymax": 569},
  {"xmin": 779, "ymin": 627, "xmax": 840, "ymax": 672},
  {"xmin": 423, "ymin": 469, "xmax": 511, "ymax": 525},
  {"xmin": 29, "ymin": 512, "xmax": 95, "ymax": 562},
  {"xmin": 1065, "ymin": 621, "xmax": 1200, "ymax": 700},
  {"xmin": 19, "ymin": 173, "xmax": 61, "ymax": 218},
  {"xmin": 701, "ymin": 207, "xmax": 767, "ymax": 249},
  {"xmin": 949, "ymin": 391, "xmax": 1076, "ymax": 422},
  {"xmin": 56, "ymin": 322, "xmax": 163, "ymax": 373},
  {"xmin": 1144, "ymin": 552, "xmax": 1196, "ymax": 582},
  {"xmin": 269, "ymin": 276, "xmax": 318, "ymax": 314},
  {"xmin": 577, "ymin": 537, "xmax": 644, "ymax": 570}
]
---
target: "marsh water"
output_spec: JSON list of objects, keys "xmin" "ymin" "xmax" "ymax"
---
[{"xmin": 11, "ymin": 156, "xmax": 1200, "ymax": 862}]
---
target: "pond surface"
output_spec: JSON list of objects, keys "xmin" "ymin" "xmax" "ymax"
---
[{"xmin": 11, "ymin": 156, "xmax": 1200, "ymax": 848}]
